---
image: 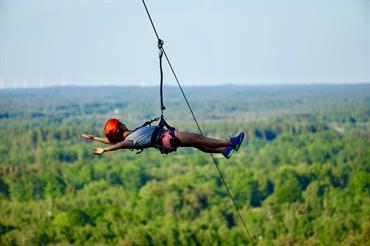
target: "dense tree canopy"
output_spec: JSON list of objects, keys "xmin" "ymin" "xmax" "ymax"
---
[{"xmin": 0, "ymin": 85, "xmax": 369, "ymax": 245}]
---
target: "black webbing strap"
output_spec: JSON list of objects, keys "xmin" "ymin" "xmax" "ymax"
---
[
  {"xmin": 158, "ymin": 39, "xmax": 165, "ymax": 114},
  {"xmin": 131, "ymin": 117, "xmax": 160, "ymax": 133},
  {"xmin": 156, "ymin": 38, "xmax": 177, "ymax": 154},
  {"xmin": 135, "ymin": 38, "xmax": 177, "ymax": 155}
]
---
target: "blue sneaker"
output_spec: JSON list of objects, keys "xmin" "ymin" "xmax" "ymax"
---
[
  {"xmin": 223, "ymin": 146, "xmax": 234, "ymax": 159},
  {"xmin": 230, "ymin": 132, "xmax": 244, "ymax": 151}
]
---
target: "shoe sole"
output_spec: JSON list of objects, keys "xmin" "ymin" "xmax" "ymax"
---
[
  {"xmin": 225, "ymin": 149, "xmax": 234, "ymax": 159},
  {"xmin": 233, "ymin": 133, "xmax": 244, "ymax": 151}
]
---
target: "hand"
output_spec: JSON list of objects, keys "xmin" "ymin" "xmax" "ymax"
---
[
  {"xmin": 82, "ymin": 133, "xmax": 95, "ymax": 140},
  {"xmin": 93, "ymin": 148, "xmax": 105, "ymax": 155}
]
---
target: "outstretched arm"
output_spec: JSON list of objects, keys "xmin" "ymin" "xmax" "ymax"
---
[
  {"xmin": 82, "ymin": 133, "xmax": 111, "ymax": 145},
  {"xmin": 93, "ymin": 139, "xmax": 134, "ymax": 155}
]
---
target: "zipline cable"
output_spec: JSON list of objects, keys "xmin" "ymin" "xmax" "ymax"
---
[
  {"xmin": 142, "ymin": 0, "xmax": 203, "ymax": 136},
  {"xmin": 141, "ymin": 1, "xmax": 255, "ymax": 244}
]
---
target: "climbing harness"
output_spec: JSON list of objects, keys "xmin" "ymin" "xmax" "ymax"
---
[
  {"xmin": 132, "ymin": 38, "xmax": 179, "ymax": 155},
  {"xmin": 141, "ymin": 0, "xmax": 256, "ymax": 244},
  {"xmin": 156, "ymin": 38, "xmax": 181, "ymax": 154}
]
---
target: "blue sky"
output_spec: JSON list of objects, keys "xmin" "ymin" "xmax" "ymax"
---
[{"xmin": 1, "ymin": 0, "xmax": 369, "ymax": 88}]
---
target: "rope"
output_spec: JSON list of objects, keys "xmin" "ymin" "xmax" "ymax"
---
[{"xmin": 141, "ymin": 1, "xmax": 255, "ymax": 244}]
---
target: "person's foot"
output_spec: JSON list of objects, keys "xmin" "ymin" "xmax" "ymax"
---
[
  {"xmin": 223, "ymin": 146, "xmax": 234, "ymax": 159},
  {"xmin": 230, "ymin": 132, "xmax": 245, "ymax": 151}
]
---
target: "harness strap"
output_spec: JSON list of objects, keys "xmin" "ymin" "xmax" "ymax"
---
[
  {"xmin": 151, "ymin": 126, "xmax": 161, "ymax": 146},
  {"xmin": 136, "ymin": 39, "xmax": 178, "ymax": 155},
  {"xmin": 167, "ymin": 128, "xmax": 180, "ymax": 151},
  {"xmin": 158, "ymin": 39, "xmax": 165, "ymax": 114},
  {"xmin": 133, "ymin": 120, "xmax": 179, "ymax": 155},
  {"xmin": 131, "ymin": 117, "xmax": 160, "ymax": 133}
]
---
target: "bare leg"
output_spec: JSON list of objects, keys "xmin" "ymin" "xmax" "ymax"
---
[{"xmin": 176, "ymin": 131, "xmax": 231, "ymax": 154}]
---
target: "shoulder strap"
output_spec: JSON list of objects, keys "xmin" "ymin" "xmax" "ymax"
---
[{"xmin": 131, "ymin": 117, "xmax": 160, "ymax": 133}]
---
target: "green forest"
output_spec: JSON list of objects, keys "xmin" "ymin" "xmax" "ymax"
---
[{"xmin": 0, "ymin": 85, "xmax": 369, "ymax": 245}]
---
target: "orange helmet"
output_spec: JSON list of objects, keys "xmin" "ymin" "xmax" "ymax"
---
[{"xmin": 104, "ymin": 118, "xmax": 121, "ymax": 141}]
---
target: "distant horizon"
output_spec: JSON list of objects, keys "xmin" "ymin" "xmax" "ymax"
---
[{"xmin": 1, "ymin": 81, "xmax": 370, "ymax": 91}]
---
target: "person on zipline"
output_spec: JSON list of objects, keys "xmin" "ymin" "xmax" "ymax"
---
[{"xmin": 82, "ymin": 118, "xmax": 244, "ymax": 159}]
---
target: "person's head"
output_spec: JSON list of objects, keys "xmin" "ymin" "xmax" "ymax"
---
[{"xmin": 104, "ymin": 118, "xmax": 128, "ymax": 143}]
